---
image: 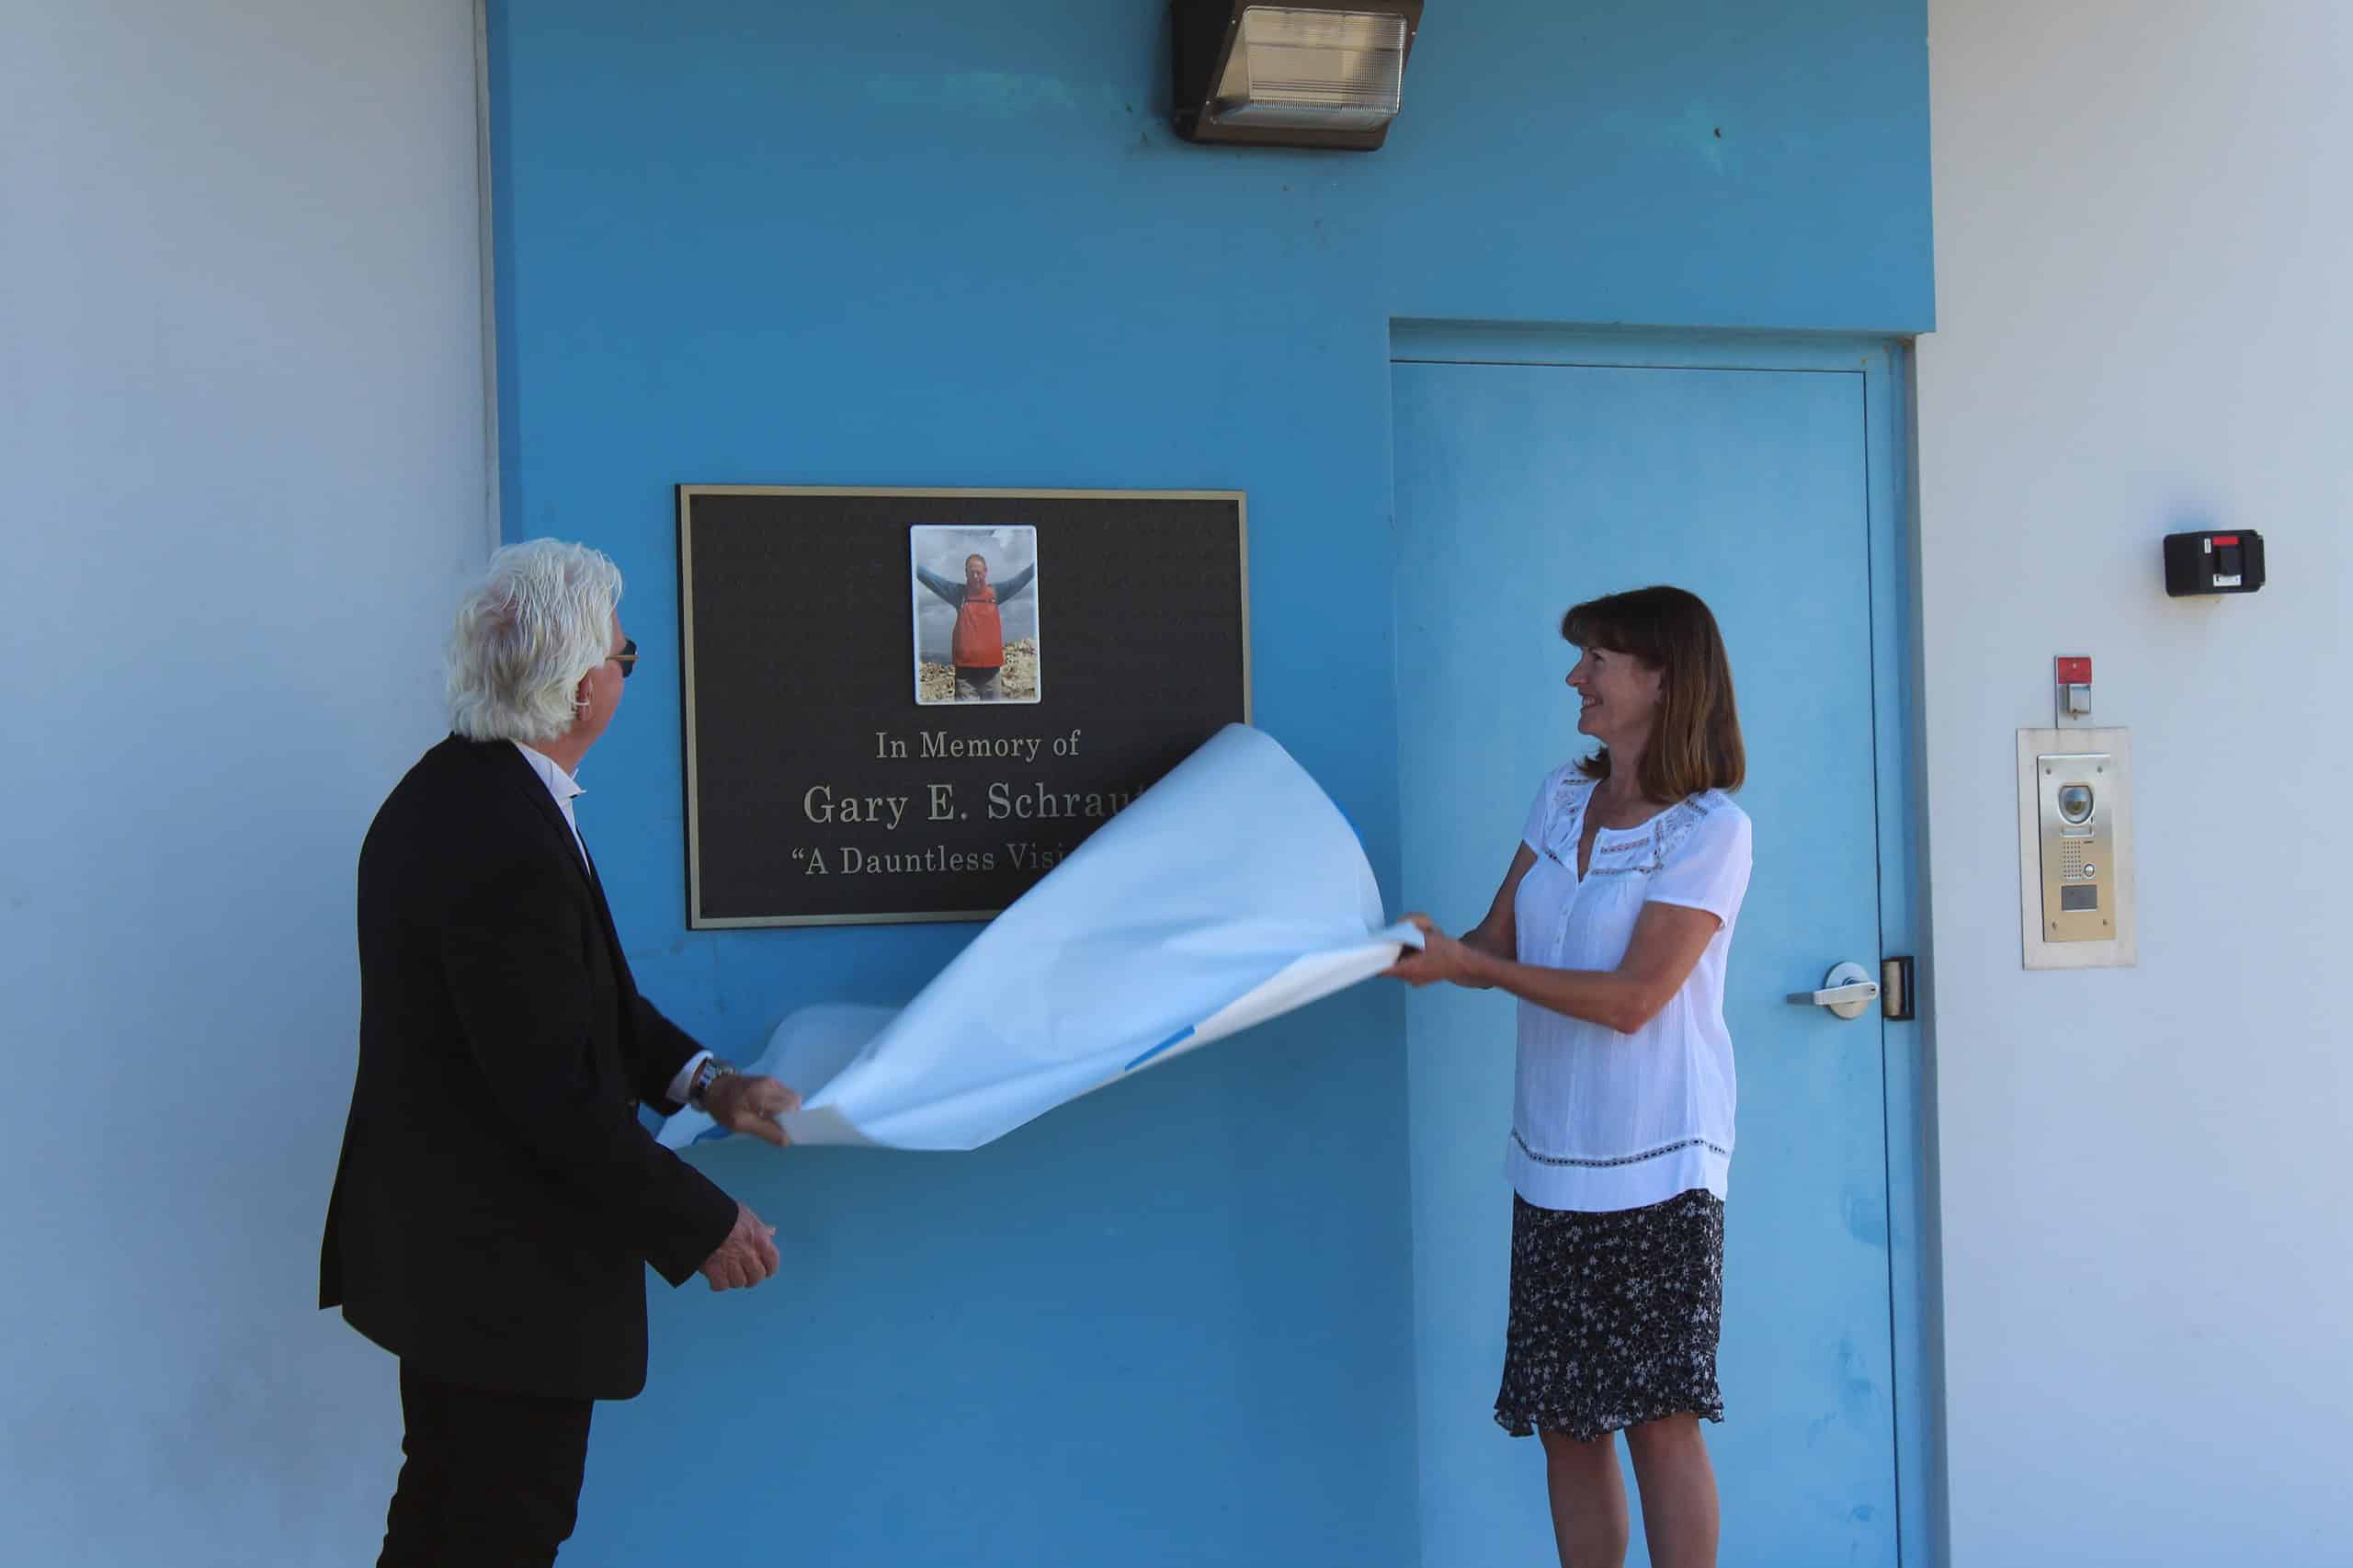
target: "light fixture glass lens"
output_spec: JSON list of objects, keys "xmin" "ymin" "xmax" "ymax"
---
[{"xmin": 1213, "ymin": 8, "xmax": 1406, "ymax": 131}]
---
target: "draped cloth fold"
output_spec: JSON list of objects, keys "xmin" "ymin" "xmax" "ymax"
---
[{"xmin": 657, "ymin": 724, "xmax": 1419, "ymax": 1153}]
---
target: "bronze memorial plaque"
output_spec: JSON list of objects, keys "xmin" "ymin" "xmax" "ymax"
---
[{"xmin": 678, "ymin": 485, "xmax": 1250, "ymax": 927}]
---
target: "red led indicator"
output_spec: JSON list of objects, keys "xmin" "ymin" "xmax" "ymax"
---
[
  {"xmin": 2055, "ymin": 656, "xmax": 2092, "ymax": 683},
  {"xmin": 2212, "ymin": 534, "xmax": 2240, "ymax": 547}
]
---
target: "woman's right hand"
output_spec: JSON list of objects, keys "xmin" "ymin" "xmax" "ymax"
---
[{"xmin": 1383, "ymin": 914, "xmax": 1482, "ymax": 988}]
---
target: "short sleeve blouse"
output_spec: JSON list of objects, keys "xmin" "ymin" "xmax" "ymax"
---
[{"xmin": 1507, "ymin": 763, "xmax": 1754, "ymax": 1211}]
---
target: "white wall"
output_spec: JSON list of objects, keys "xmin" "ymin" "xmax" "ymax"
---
[
  {"xmin": 0, "ymin": 3, "xmax": 485, "ymax": 1561},
  {"xmin": 1918, "ymin": 3, "xmax": 2352, "ymax": 1562}
]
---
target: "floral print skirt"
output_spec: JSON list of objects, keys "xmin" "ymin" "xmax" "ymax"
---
[{"xmin": 1494, "ymin": 1188, "xmax": 1725, "ymax": 1442}]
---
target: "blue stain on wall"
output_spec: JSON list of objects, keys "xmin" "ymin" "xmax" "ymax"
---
[{"xmin": 485, "ymin": 3, "xmax": 1930, "ymax": 1563}]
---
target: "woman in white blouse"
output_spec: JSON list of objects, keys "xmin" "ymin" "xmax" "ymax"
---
[{"xmin": 1389, "ymin": 585, "xmax": 1752, "ymax": 1568}]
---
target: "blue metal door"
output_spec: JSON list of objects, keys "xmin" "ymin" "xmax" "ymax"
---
[{"xmin": 1393, "ymin": 337, "xmax": 1915, "ymax": 1567}]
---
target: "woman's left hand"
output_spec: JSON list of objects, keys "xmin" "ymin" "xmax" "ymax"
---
[{"xmin": 1382, "ymin": 914, "xmax": 1479, "ymax": 988}]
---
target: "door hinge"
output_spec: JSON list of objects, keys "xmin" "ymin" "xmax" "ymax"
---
[{"xmin": 1880, "ymin": 956, "xmax": 1915, "ymax": 1021}]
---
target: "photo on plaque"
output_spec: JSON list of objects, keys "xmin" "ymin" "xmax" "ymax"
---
[{"xmin": 910, "ymin": 524, "xmax": 1041, "ymax": 705}]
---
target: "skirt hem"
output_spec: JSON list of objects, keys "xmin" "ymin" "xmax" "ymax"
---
[{"xmin": 1494, "ymin": 1397, "xmax": 1725, "ymax": 1445}]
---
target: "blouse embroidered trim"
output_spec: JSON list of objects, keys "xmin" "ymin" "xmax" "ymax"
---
[
  {"xmin": 1511, "ymin": 1130, "xmax": 1731, "ymax": 1169},
  {"xmin": 1542, "ymin": 773, "xmax": 1726, "ymax": 880}
]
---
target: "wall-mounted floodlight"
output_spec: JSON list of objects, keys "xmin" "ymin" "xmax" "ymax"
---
[{"xmin": 1170, "ymin": 3, "xmax": 1424, "ymax": 151}]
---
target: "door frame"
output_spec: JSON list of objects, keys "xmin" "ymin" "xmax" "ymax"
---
[{"xmin": 1387, "ymin": 321, "xmax": 1943, "ymax": 1568}]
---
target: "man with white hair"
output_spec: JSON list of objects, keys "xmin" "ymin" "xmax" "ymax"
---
[{"xmin": 320, "ymin": 539, "xmax": 799, "ymax": 1566}]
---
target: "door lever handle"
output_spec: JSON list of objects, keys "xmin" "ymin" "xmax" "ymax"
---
[
  {"xmin": 1786, "ymin": 961, "xmax": 1880, "ymax": 1020},
  {"xmin": 1790, "ymin": 981, "xmax": 1880, "ymax": 1006}
]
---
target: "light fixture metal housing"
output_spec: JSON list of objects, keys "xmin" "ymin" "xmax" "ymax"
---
[{"xmin": 1170, "ymin": 1, "xmax": 1424, "ymax": 151}]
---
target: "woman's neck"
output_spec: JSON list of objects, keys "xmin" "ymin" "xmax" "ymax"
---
[{"xmin": 1598, "ymin": 736, "xmax": 1653, "ymax": 808}]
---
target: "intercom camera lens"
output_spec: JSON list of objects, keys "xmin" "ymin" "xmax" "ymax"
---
[{"xmin": 2057, "ymin": 785, "xmax": 2094, "ymax": 824}]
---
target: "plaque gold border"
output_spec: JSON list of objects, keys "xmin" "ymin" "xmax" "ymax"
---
[{"xmin": 677, "ymin": 485, "xmax": 1252, "ymax": 929}]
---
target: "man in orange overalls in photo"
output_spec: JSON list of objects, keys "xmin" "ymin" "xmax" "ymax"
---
[{"xmin": 917, "ymin": 551, "xmax": 1036, "ymax": 700}]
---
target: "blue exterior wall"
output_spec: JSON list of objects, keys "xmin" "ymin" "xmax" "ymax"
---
[{"xmin": 487, "ymin": 3, "xmax": 1931, "ymax": 1562}]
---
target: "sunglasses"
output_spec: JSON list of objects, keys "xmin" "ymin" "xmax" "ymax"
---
[{"xmin": 611, "ymin": 637, "xmax": 639, "ymax": 678}]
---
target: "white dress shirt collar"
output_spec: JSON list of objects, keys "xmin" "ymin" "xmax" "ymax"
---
[{"xmin": 511, "ymin": 741, "xmax": 589, "ymax": 867}]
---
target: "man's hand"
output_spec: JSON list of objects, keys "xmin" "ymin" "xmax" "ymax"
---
[
  {"xmin": 704, "ymin": 1074, "xmax": 801, "ymax": 1148},
  {"xmin": 698, "ymin": 1201, "xmax": 780, "ymax": 1293}
]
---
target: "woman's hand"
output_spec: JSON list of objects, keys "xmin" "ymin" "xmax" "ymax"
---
[{"xmin": 1382, "ymin": 914, "xmax": 1483, "ymax": 989}]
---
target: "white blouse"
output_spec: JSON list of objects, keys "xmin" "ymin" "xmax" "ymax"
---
[{"xmin": 1507, "ymin": 764, "xmax": 1754, "ymax": 1213}]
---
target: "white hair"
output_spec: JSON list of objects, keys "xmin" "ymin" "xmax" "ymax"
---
[{"xmin": 445, "ymin": 539, "xmax": 624, "ymax": 744}]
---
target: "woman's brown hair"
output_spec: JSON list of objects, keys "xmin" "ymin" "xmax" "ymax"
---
[{"xmin": 1562, "ymin": 585, "xmax": 1745, "ymax": 801}]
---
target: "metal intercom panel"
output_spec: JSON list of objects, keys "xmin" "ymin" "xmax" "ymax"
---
[{"xmin": 2017, "ymin": 728, "xmax": 2136, "ymax": 969}]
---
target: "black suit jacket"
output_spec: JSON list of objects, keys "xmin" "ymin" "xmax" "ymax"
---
[{"xmin": 320, "ymin": 735, "xmax": 737, "ymax": 1401}]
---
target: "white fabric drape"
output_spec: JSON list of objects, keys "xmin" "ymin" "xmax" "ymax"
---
[{"xmin": 658, "ymin": 724, "xmax": 1418, "ymax": 1152}]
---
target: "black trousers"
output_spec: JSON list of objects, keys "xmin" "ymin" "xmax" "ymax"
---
[{"xmin": 381, "ymin": 1363, "xmax": 596, "ymax": 1567}]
